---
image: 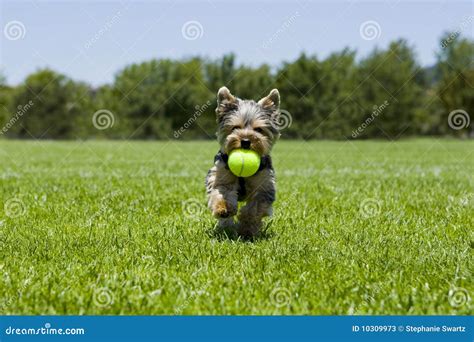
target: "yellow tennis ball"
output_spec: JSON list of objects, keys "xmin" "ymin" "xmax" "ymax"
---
[{"xmin": 228, "ymin": 149, "xmax": 261, "ymax": 177}]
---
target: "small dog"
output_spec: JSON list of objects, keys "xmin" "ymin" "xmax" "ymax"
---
[{"xmin": 205, "ymin": 87, "xmax": 281, "ymax": 238}]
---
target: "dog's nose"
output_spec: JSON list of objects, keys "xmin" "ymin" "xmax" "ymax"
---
[{"xmin": 241, "ymin": 139, "xmax": 251, "ymax": 149}]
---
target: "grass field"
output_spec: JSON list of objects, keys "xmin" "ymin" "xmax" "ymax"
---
[{"xmin": 0, "ymin": 139, "xmax": 472, "ymax": 315}]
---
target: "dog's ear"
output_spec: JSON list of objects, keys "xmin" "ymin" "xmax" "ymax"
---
[
  {"xmin": 216, "ymin": 86, "xmax": 237, "ymax": 122},
  {"xmin": 259, "ymin": 89, "xmax": 281, "ymax": 130},
  {"xmin": 258, "ymin": 89, "xmax": 280, "ymax": 111}
]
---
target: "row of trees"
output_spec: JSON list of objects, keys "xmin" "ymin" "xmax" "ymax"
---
[{"xmin": 0, "ymin": 33, "xmax": 472, "ymax": 140}]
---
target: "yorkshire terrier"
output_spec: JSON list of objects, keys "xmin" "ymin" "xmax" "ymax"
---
[{"xmin": 205, "ymin": 87, "xmax": 281, "ymax": 238}]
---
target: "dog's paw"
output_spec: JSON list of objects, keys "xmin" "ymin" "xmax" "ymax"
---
[
  {"xmin": 237, "ymin": 219, "xmax": 261, "ymax": 239},
  {"xmin": 212, "ymin": 199, "xmax": 236, "ymax": 218},
  {"xmin": 237, "ymin": 227, "xmax": 258, "ymax": 240}
]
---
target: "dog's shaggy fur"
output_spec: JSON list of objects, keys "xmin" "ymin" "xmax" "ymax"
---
[{"xmin": 205, "ymin": 87, "xmax": 281, "ymax": 238}]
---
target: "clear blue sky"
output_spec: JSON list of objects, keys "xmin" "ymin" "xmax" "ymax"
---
[{"xmin": 1, "ymin": 0, "xmax": 473, "ymax": 86}]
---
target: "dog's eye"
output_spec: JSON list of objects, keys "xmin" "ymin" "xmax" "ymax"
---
[
  {"xmin": 255, "ymin": 127, "xmax": 264, "ymax": 133},
  {"xmin": 231, "ymin": 126, "xmax": 240, "ymax": 131}
]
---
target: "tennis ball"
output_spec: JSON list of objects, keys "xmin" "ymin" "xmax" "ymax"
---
[{"xmin": 228, "ymin": 149, "xmax": 261, "ymax": 177}]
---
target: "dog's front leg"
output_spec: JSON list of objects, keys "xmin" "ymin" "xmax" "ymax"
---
[
  {"xmin": 237, "ymin": 169, "xmax": 276, "ymax": 237},
  {"xmin": 206, "ymin": 163, "xmax": 238, "ymax": 225}
]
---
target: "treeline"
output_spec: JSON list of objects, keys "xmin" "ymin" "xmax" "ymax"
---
[{"xmin": 0, "ymin": 33, "xmax": 472, "ymax": 140}]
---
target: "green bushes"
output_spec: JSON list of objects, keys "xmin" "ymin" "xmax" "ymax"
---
[{"xmin": 0, "ymin": 34, "xmax": 472, "ymax": 140}]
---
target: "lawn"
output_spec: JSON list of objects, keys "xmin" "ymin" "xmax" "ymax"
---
[{"xmin": 0, "ymin": 139, "xmax": 472, "ymax": 315}]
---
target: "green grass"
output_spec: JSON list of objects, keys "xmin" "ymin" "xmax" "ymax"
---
[{"xmin": 0, "ymin": 139, "xmax": 472, "ymax": 315}]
